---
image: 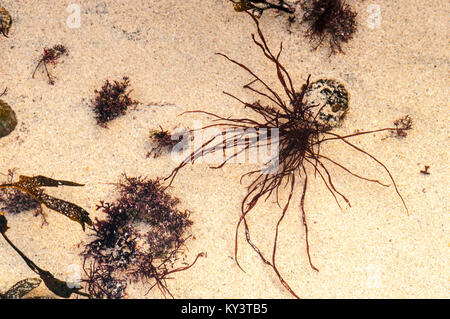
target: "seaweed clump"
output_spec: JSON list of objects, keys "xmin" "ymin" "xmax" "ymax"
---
[
  {"xmin": 32, "ymin": 45, "xmax": 68, "ymax": 85},
  {"xmin": 420, "ymin": 165, "xmax": 430, "ymax": 175},
  {"xmin": 167, "ymin": 14, "xmax": 409, "ymax": 298},
  {"xmin": 301, "ymin": 0, "xmax": 357, "ymax": 54},
  {"xmin": 90, "ymin": 77, "xmax": 138, "ymax": 127},
  {"xmin": 81, "ymin": 175, "xmax": 204, "ymax": 299},
  {"xmin": 392, "ymin": 115, "xmax": 413, "ymax": 138},
  {"xmin": 382, "ymin": 115, "xmax": 413, "ymax": 140}
]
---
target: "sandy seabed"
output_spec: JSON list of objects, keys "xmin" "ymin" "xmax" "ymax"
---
[{"xmin": 0, "ymin": 0, "xmax": 448, "ymax": 298}]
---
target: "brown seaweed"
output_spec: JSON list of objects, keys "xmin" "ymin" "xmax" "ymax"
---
[
  {"xmin": 0, "ymin": 278, "xmax": 42, "ymax": 299},
  {"xmin": 232, "ymin": 0, "xmax": 295, "ymax": 16},
  {"xmin": 0, "ymin": 175, "xmax": 92, "ymax": 230},
  {"xmin": 0, "ymin": 169, "xmax": 46, "ymax": 224},
  {"xmin": 0, "ymin": 212, "xmax": 90, "ymax": 298}
]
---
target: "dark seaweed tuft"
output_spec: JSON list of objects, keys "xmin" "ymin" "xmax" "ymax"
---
[
  {"xmin": 147, "ymin": 127, "xmax": 182, "ymax": 158},
  {"xmin": 90, "ymin": 77, "xmax": 138, "ymax": 127},
  {"xmin": 382, "ymin": 115, "xmax": 413, "ymax": 140},
  {"xmin": 393, "ymin": 115, "xmax": 413, "ymax": 138},
  {"xmin": 301, "ymin": 0, "xmax": 357, "ymax": 54}
]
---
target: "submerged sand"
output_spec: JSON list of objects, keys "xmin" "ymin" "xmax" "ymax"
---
[{"xmin": 0, "ymin": 0, "xmax": 448, "ymax": 298}]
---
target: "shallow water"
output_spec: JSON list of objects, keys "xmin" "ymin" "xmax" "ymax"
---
[{"xmin": 0, "ymin": 0, "xmax": 448, "ymax": 298}]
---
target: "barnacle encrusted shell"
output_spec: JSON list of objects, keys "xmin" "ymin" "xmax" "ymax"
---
[
  {"xmin": 304, "ymin": 78, "xmax": 349, "ymax": 128},
  {"xmin": 0, "ymin": 99, "xmax": 17, "ymax": 138},
  {"xmin": 0, "ymin": 7, "xmax": 12, "ymax": 37}
]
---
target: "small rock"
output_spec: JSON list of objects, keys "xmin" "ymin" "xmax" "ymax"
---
[
  {"xmin": 0, "ymin": 99, "xmax": 17, "ymax": 138},
  {"xmin": 0, "ymin": 7, "xmax": 12, "ymax": 37}
]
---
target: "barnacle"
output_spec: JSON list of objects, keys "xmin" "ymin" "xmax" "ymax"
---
[
  {"xmin": 304, "ymin": 78, "xmax": 349, "ymax": 128},
  {"xmin": 0, "ymin": 7, "xmax": 12, "ymax": 38},
  {"xmin": 0, "ymin": 175, "xmax": 92, "ymax": 230}
]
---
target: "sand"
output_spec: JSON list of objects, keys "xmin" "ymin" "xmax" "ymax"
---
[{"xmin": 0, "ymin": 0, "xmax": 448, "ymax": 298}]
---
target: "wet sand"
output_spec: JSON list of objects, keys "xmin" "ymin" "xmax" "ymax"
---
[{"xmin": 0, "ymin": 0, "xmax": 448, "ymax": 298}]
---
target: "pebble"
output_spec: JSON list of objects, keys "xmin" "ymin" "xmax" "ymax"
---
[{"xmin": 0, "ymin": 99, "xmax": 17, "ymax": 138}]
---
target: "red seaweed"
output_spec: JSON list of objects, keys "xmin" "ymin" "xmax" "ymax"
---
[
  {"xmin": 81, "ymin": 175, "xmax": 204, "ymax": 298},
  {"xmin": 166, "ymin": 13, "xmax": 409, "ymax": 298},
  {"xmin": 32, "ymin": 44, "xmax": 68, "ymax": 85},
  {"xmin": 90, "ymin": 76, "xmax": 139, "ymax": 127},
  {"xmin": 301, "ymin": 0, "xmax": 358, "ymax": 54}
]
